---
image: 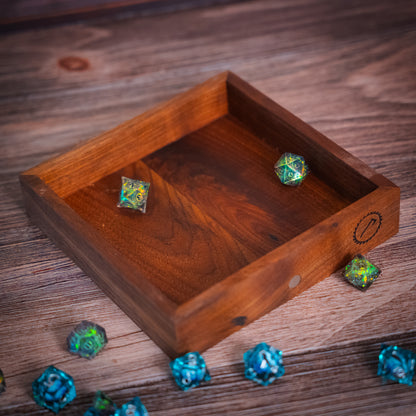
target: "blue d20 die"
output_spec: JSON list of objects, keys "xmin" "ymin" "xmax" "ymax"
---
[
  {"xmin": 378, "ymin": 344, "xmax": 416, "ymax": 386},
  {"xmin": 170, "ymin": 352, "xmax": 211, "ymax": 391},
  {"xmin": 115, "ymin": 397, "xmax": 148, "ymax": 416},
  {"xmin": 244, "ymin": 342, "xmax": 285, "ymax": 386},
  {"xmin": 32, "ymin": 366, "xmax": 76, "ymax": 414}
]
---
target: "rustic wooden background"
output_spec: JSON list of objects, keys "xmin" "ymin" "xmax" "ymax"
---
[
  {"xmin": 1, "ymin": 0, "xmax": 415, "ymax": 414},
  {"xmin": 0, "ymin": 0, "xmax": 245, "ymax": 29}
]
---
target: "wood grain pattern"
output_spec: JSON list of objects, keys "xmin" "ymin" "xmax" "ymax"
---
[
  {"xmin": 144, "ymin": 114, "xmax": 354, "ymax": 253},
  {"xmin": 65, "ymin": 157, "xmax": 257, "ymax": 305},
  {"xmin": 25, "ymin": 71, "xmax": 228, "ymax": 198},
  {"xmin": 0, "ymin": 0, "xmax": 246, "ymax": 30},
  {"xmin": 0, "ymin": 0, "xmax": 415, "ymax": 414}
]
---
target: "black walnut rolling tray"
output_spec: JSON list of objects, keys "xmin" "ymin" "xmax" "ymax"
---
[{"xmin": 20, "ymin": 72, "xmax": 400, "ymax": 358}]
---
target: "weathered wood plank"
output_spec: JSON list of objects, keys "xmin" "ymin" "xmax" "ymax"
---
[
  {"xmin": 1, "ymin": 332, "xmax": 415, "ymax": 415},
  {"xmin": 0, "ymin": 0, "xmax": 247, "ymax": 30}
]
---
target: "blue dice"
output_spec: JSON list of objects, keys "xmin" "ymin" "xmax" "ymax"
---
[
  {"xmin": 32, "ymin": 366, "xmax": 76, "ymax": 413},
  {"xmin": 170, "ymin": 352, "xmax": 211, "ymax": 391},
  {"xmin": 378, "ymin": 344, "xmax": 416, "ymax": 386},
  {"xmin": 115, "ymin": 397, "xmax": 148, "ymax": 416},
  {"xmin": 84, "ymin": 391, "xmax": 117, "ymax": 416},
  {"xmin": 244, "ymin": 342, "xmax": 285, "ymax": 386}
]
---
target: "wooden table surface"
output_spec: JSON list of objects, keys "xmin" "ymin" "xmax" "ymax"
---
[{"xmin": 1, "ymin": 0, "xmax": 415, "ymax": 414}]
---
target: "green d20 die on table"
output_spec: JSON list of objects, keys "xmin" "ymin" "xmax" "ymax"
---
[
  {"xmin": 117, "ymin": 176, "xmax": 150, "ymax": 213},
  {"xmin": 343, "ymin": 254, "xmax": 380, "ymax": 290}
]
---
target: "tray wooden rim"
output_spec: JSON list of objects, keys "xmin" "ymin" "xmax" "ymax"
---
[{"xmin": 20, "ymin": 71, "xmax": 400, "ymax": 357}]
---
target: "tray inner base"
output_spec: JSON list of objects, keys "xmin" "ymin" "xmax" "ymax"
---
[{"xmin": 65, "ymin": 114, "xmax": 356, "ymax": 305}]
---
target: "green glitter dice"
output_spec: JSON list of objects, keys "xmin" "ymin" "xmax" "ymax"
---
[
  {"xmin": 84, "ymin": 391, "xmax": 117, "ymax": 416},
  {"xmin": 343, "ymin": 254, "xmax": 380, "ymax": 290},
  {"xmin": 0, "ymin": 368, "xmax": 6, "ymax": 395},
  {"xmin": 274, "ymin": 152, "xmax": 308, "ymax": 186},
  {"xmin": 117, "ymin": 176, "xmax": 150, "ymax": 213},
  {"xmin": 67, "ymin": 321, "xmax": 108, "ymax": 359}
]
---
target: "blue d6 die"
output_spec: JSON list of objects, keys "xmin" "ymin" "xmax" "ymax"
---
[
  {"xmin": 244, "ymin": 342, "xmax": 285, "ymax": 386},
  {"xmin": 32, "ymin": 366, "xmax": 76, "ymax": 414},
  {"xmin": 170, "ymin": 352, "xmax": 211, "ymax": 391},
  {"xmin": 115, "ymin": 397, "xmax": 148, "ymax": 416},
  {"xmin": 378, "ymin": 344, "xmax": 416, "ymax": 386}
]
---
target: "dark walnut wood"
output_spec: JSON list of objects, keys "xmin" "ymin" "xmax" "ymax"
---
[{"xmin": 20, "ymin": 71, "xmax": 400, "ymax": 358}]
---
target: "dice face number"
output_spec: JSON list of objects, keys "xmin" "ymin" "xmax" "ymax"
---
[
  {"xmin": 125, "ymin": 404, "xmax": 137, "ymax": 416},
  {"xmin": 44, "ymin": 374, "xmax": 59, "ymax": 388}
]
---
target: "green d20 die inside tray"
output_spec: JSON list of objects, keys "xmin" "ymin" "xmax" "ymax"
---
[{"xmin": 20, "ymin": 72, "xmax": 400, "ymax": 358}]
